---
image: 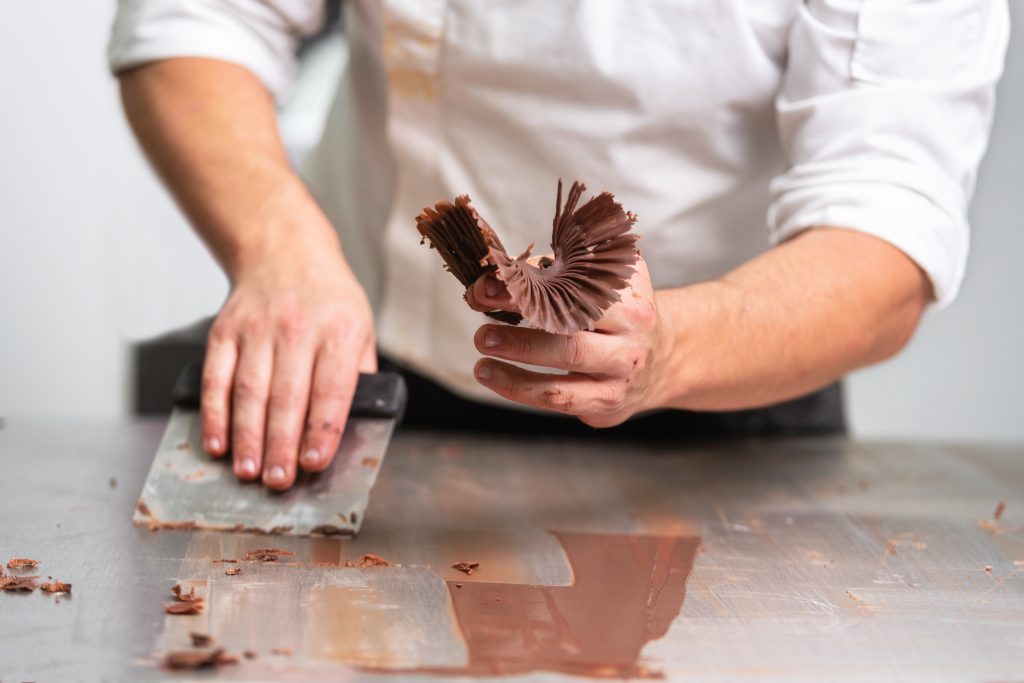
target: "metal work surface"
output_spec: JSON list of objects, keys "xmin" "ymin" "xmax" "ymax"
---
[{"xmin": 0, "ymin": 419, "xmax": 1022, "ymax": 682}]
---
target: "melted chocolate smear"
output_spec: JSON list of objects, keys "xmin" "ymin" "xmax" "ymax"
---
[
  {"xmin": 388, "ymin": 532, "xmax": 699, "ymax": 679},
  {"xmin": 417, "ymin": 180, "xmax": 639, "ymax": 335}
]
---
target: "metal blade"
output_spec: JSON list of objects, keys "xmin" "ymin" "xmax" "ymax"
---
[{"xmin": 134, "ymin": 408, "xmax": 395, "ymax": 537}]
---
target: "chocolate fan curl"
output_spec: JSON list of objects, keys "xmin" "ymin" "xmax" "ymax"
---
[{"xmin": 416, "ymin": 180, "xmax": 639, "ymax": 334}]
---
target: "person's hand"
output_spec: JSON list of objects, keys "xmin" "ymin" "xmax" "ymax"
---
[
  {"xmin": 465, "ymin": 256, "xmax": 666, "ymax": 427},
  {"xmin": 200, "ymin": 248, "xmax": 376, "ymax": 491}
]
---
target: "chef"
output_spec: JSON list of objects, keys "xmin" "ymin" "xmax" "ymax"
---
[{"xmin": 108, "ymin": 1, "xmax": 1009, "ymax": 490}]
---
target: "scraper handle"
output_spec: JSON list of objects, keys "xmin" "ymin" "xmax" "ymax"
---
[{"xmin": 171, "ymin": 361, "xmax": 407, "ymax": 419}]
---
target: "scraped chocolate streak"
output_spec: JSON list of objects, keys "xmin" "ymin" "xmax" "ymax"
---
[
  {"xmin": 417, "ymin": 180, "xmax": 639, "ymax": 334},
  {"xmin": 387, "ymin": 532, "xmax": 700, "ymax": 679}
]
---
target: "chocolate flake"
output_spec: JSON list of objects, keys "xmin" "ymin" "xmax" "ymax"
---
[
  {"xmin": 162, "ymin": 648, "xmax": 238, "ymax": 670},
  {"xmin": 40, "ymin": 581, "xmax": 71, "ymax": 593},
  {"xmin": 136, "ymin": 500, "xmax": 152, "ymax": 517},
  {"xmin": 452, "ymin": 562, "xmax": 479, "ymax": 575},
  {"xmin": 224, "ymin": 567, "xmax": 242, "ymax": 576},
  {"xmin": 212, "ymin": 558, "xmax": 239, "ymax": 564},
  {"xmin": 190, "ymin": 632, "xmax": 213, "ymax": 647},
  {"xmin": 995, "ymin": 500, "xmax": 1006, "ymax": 520},
  {"xmin": 1, "ymin": 575, "xmax": 39, "ymax": 592},
  {"xmin": 347, "ymin": 553, "xmax": 392, "ymax": 568},
  {"xmin": 417, "ymin": 179, "xmax": 639, "ymax": 334},
  {"xmin": 164, "ymin": 598, "xmax": 204, "ymax": 615},
  {"xmin": 171, "ymin": 583, "xmax": 195, "ymax": 601},
  {"xmin": 243, "ymin": 650, "xmax": 257, "ymax": 659},
  {"xmin": 6, "ymin": 558, "xmax": 39, "ymax": 570},
  {"xmin": 243, "ymin": 548, "xmax": 295, "ymax": 562}
]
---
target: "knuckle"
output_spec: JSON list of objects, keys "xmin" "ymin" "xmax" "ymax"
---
[
  {"xmin": 233, "ymin": 376, "xmax": 266, "ymax": 403},
  {"xmin": 275, "ymin": 312, "xmax": 305, "ymax": 345},
  {"xmin": 511, "ymin": 332, "xmax": 532, "ymax": 358},
  {"xmin": 310, "ymin": 382, "xmax": 346, "ymax": 404},
  {"xmin": 542, "ymin": 386, "xmax": 575, "ymax": 413},
  {"xmin": 564, "ymin": 335, "xmax": 587, "ymax": 369},
  {"xmin": 208, "ymin": 323, "xmax": 235, "ymax": 345},
  {"xmin": 629, "ymin": 300, "xmax": 657, "ymax": 328},
  {"xmin": 268, "ymin": 382, "xmax": 302, "ymax": 409}
]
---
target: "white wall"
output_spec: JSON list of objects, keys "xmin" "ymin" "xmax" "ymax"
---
[{"xmin": 0, "ymin": 2, "xmax": 1020, "ymax": 440}]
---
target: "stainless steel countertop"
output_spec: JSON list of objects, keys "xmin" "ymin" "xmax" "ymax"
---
[{"xmin": 0, "ymin": 419, "xmax": 1021, "ymax": 682}]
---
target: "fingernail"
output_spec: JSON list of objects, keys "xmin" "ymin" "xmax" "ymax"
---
[
  {"xmin": 484, "ymin": 329, "xmax": 501, "ymax": 348},
  {"xmin": 485, "ymin": 276, "xmax": 500, "ymax": 298},
  {"xmin": 267, "ymin": 466, "xmax": 287, "ymax": 484},
  {"xmin": 238, "ymin": 459, "xmax": 257, "ymax": 478},
  {"xmin": 300, "ymin": 449, "xmax": 321, "ymax": 468},
  {"xmin": 476, "ymin": 362, "xmax": 492, "ymax": 381},
  {"xmin": 206, "ymin": 437, "xmax": 221, "ymax": 453}
]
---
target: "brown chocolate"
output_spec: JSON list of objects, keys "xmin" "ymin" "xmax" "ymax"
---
[
  {"xmin": 451, "ymin": 562, "xmax": 479, "ymax": 575},
  {"xmin": 417, "ymin": 180, "xmax": 639, "ymax": 334},
  {"xmin": 136, "ymin": 500, "xmax": 152, "ymax": 517},
  {"xmin": 243, "ymin": 650, "xmax": 257, "ymax": 659},
  {"xmin": 164, "ymin": 598, "xmax": 204, "ymax": 615},
  {"xmin": 6, "ymin": 558, "xmax": 39, "ymax": 570},
  {"xmin": 162, "ymin": 648, "xmax": 237, "ymax": 670},
  {"xmin": 190, "ymin": 632, "xmax": 212, "ymax": 647},
  {"xmin": 212, "ymin": 558, "xmax": 239, "ymax": 564},
  {"xmin": 995, "ymin": 500, "xmax": 1006, "ymax": 520},
  {"xmin": 310, "ymin": 525, "xmax": 353, "ymax": 537},
  {"xmin": 392, "ymin": 532, "xmax": 699, "ymax": 679},
  {"xmin": 270, "ymin": 647, "xmax": 292, "ymax": 656},
  {"xmin": 243, "ymin": 548, "xmax": 295, "ymax": 562},
  {"xmin": 224, "ymin": 567, "xmax": 242, "ymax": 576},
  {"xmin": 171, "ymin": 583, "xmax": 195, "ymax": 601},
  {"xmin": 40, "ymin": 581, "xmax": 71, "ymax": 593},
  {"xmin": 0, "ymin": 575, "xmax": 39, "ymax": 592},
  {"xmin": 348, "ymin": 553, "xmax": 392, "ymax": 568}
]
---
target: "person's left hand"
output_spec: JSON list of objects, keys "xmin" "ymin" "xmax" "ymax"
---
[{"xmin": 465, "ymin": 256, "xmax": 666, "ymax": 428}]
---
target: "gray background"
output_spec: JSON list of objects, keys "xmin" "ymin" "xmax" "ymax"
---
[{"xmin": 0, "ymin": 3, "xmax": 1019, "ymax": 441}]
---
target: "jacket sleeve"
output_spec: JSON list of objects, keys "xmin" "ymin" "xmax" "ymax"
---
[
  {"xmin": 769, "ymin": 0, "xmax": 1010, "ymax": 306},
  {"xmin": 108, "ymin": 0, "xmax": 327, "ymax": 100}
]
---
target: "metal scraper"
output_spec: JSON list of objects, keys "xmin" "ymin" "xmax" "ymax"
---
[{"xmin": 133, "ymin": 362, "xmax": 406, "ymax": 537}]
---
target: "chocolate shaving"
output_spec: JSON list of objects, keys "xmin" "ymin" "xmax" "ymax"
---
[
  {"xmin": 347, "ymin": 553, "xmax": 392, "ymax": 568},
  {"xmin": 171, "ymin": 583, "xmax": 195, "ymax": 601},
  {"xmin": 162, "ymin": 648, "xmax": 237, "ymax": 670},
  {"xmin": 164, "ymin": 598, "xmax": 204, "ymax": 615},
  {"xmin": 995, "ymin": 500, "xmax": 1006, "ymax": 520},
  {"xmin": 6, "ymin": 558, "xmax": 39, "ymax": 570},
  {"xmin": 40, "ymin": 581, "xmax": 71, "ymax": 593},
  {"xmin": 0, "ymin": 575, "xmax": 38, "ymax": 592},
  {"xmin": 417, "ymin": 179, "xmax": 639, "ymax": 334},
  {"xmin": 452, "ymin": 562, "xmax": 479, "ymax": 575},
  {"xmin": 136, "ymin": 500, "xmax": 152, "ymax": 517},
  {"xmin": 224, "ymin": 567, "xmax": 242, "ymax": 576},
  {"xmin": 212, "ymin": 558, "xmax": 239, "ymax": 564},
  {"xmin": 242, "ymin": 548, "xmax": 295, "ymax": 562},
  {"xmin": 190, "ymin": 632, "xmax": 212, "ymax": 647},
  {"xmin": 243, "ymin": 650, "xmax": 257, "ymax": 659}
]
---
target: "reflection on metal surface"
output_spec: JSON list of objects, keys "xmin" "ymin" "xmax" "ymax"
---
[{"xmin": 133, "ymin": 409, "xmax": 393, "ymax": 536}]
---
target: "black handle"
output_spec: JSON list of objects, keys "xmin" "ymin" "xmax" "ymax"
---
[{"xmin": 171, "ymin": 361, "xmax": 407, "ymax": 419}]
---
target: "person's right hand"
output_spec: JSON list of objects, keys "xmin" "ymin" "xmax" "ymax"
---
[{"xmin": 199, "ymin": 248, "xmax": 376, "ymax": 491}]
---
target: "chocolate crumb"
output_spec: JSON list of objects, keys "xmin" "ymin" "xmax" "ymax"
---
[
  {"xmin": 455, "ymin": 583, "xmax": 463, "ymax": 589},
  {"xmin": 176, "ymin": 441, "xmax": 189, "ymax": 450},
  {"xmin": 885, "ymin": 540, "xmax": 898, "ymax": 556},
  {"xmin": 348, "ymin": 553, "xmax": 392, "ymax": 568},
  {"xmin": 417, "ymin": 179, "xmax": 639, "ymax": 334},
  {"xmin": 452, "ymin": 562, "xmax": 479, "ymax": 575},
  {"xmin": 164, "ymin": 598, "xmax": 204, "ymax": 615},
  {"xmin": 224, "ymin": 567, "xmax": 242, "ymax": 576},
  {"xmin": 6, "ymin": 558, "xmax": 39, "ymax": 570},
  {"xmin": 171, "ymin": 583, "xmax": 195, "ymax": 601},
  {"xmin": 242, "ymin": 548, "xmax": 295, "ymax": 562},
  {"xmin": 109, "ymin": 477, "xmax": 118, "ymax": 489},
  {"xmin": 162, "ymin": 648, "xmax": 237, "ymax": 670},
  {"xmin": 0, "ymin": 575, "xmax": 39, "ymax": 592},
  {"xmin": 243, "ymin": 650, "xmax": 257, "ymax": 659},
  {"xmin": 136, "ymin": 500, "xmax": 152, "ymax": 517},
  {"xmin": 985, "ymin": 565, "xmax": 993, "ymax": 573},
  {"xmin": 40, "ymin": 581, "xmax": 71, "ymax": 594},
  {"xmin": 995, "ymin": 500, "xmax": 1006, "ymax": 520},
  {"xmin": 361, "ymin": 457, "xmax": 380, "ymax": 467},
  {"xmin": 190, "ymin": 632, "xmax": 212, "ymax": 647},
  {"xmin": 270, "ymin": 647, "xmax": 292, "ymax": 656}
]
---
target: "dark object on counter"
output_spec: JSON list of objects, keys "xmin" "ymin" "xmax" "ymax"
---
[{"xmin": 417, "ymin": 179, "xmax": 639, "ymax": 334}]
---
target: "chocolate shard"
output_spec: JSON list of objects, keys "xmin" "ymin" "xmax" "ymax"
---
[
  {"xmin": 417, "ymin": 180, "xmax": 639, "ymax": 335},
  {"xmin": 40, "ymin": 580, "xmax": 72, "ymax": 593},
  {"xmin": 162, "ymin": 648, "xmax": 238, "ymax": 670},
  {"xmin": 347, "ymin": 553, "xmax": 392, "ymax": 568},
  {"xmin": 6, "ymin": 558, "xmax": 39, "ymax": 570},
  {"xmin": 224, "ymin": 567, "xmax": 242, "ymax": 576},
  {"xmin": 242, "ymin": 548, "xmax": 295, "ymax": 562},
  {"xmin": 452, "ymin": 561, "xmax": 479, "ymax": 575},
  {"xmin": 0, "ymin": 575, "xmax": 39, "ymax": 592},
  {"xmin": 164, "ymin": 598, "xmax": 204, "ymax": 615},
  {"xmin": 190, "ymin": 632, "xmax": 213, "ymax": 647}
]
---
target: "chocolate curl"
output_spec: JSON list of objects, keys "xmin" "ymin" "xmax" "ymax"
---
[{"xmin": 416, "ymin": 180, "xmax": 639, "ymax": 334}]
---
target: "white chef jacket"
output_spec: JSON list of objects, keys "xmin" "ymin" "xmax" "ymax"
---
[{"xmin": 109, "ymin": 0, "xmax": 1009, "ymax": 406}]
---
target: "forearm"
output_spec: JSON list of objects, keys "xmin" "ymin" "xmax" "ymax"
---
[
  {"xmin": 651, "ymin": 228, "xmax": 932, "ymax": 411},
  {"xmin": 118, "ymin": 57, "xmax": 340, "ymax": 280}
]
